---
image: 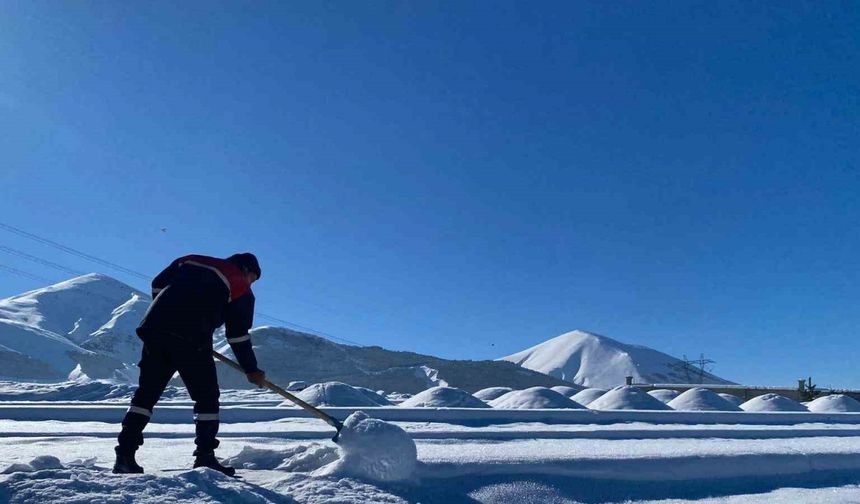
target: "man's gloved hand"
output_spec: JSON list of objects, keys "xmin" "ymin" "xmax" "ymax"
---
[{"xmin": 246, "ymin": 370, "xmax": 267, "ymax": 388}]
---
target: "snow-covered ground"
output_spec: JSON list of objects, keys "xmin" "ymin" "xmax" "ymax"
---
[{"xmin": 4, "ymin": 389, "xmax": 860, "ymax": 503}]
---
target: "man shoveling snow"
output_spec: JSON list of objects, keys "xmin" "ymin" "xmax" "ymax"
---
[{"xmin": 115, "ymin": 253, "xmax": 266, "ymax": 476}]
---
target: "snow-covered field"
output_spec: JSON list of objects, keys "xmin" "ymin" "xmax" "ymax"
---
[
  {"xmin": 4, "ymin": 386, "xmax": 860, "ymax": 503},
  {"xmin": 3, "ymin": 276, "xmax": 860, "ymax": 502}
]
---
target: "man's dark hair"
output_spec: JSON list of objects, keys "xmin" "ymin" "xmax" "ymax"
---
[{"xmin": 226, "ymin": 253, "xmax": 261, "ymax": 279}]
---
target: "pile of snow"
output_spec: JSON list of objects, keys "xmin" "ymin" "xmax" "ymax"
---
[
  {"xmin": 0, "ymin": 380, "xmax": 141, "ymax": 401},
  {"xmin": 473, "ymin": 386, "xmax": 513, "ymax": 401},
  {"xmin": 289, "ymin": 382, "xmax": 390, "ymax": 407},
  {"xmin": 489, "ymin": 387, "xmax": 586, "ymax": 409},
  {"xmin": 719, "ymin": 393, "xmax": 744, "ymax": 407},
  {"xmin": 500, "ymin": 329, "xmax": 734, "ymax": 389},
  {"xmin": 1, "ymin": 464, "xmax": 297, "ymax": 503},
  {"xmin": 740, "ymin": 393, "xmax": 808, "ymax": 412},
  {"xmin": 354, "ymin": 386, "xmax": 392, "ymax": 405},
  {"xmin": 587, "ymin": 386, "xmax": 672, "ymax": 411},
  {"xmin": 224, "ymin": 444, "xmax": 339, "ymax": 472},
  {"xmin": 384, "ymin": 392, "xmax": 412, "ymax": 403},
  {"xmin": 667, "ymin": 387, "xmax": 742, "ymax": 411},
  {"xmin": 806, "ymin": 394, "xmax": 860, "ymax": 413},
  {"xmin": 571, "ymin": 388, "xmax": 607, "ymax": 406},
  {"xmin": 315, "ymin": 411, "xmax": 417, "ymax": 482},
  {"xmin": 399, "ymin": 386, "xmax": 488, "ymax": 408},
  {"xmin": 550, "ymin": 385, "xmax": 582, "ymax": 397},
  {"xmin": 648, "ymin": 389, "xmax": 680, "ymax": 403},
  {"xmin": 2, "ymin": 455, "xmax": 63, "ymax": 474},
  {"xmin": 285, "ymin": 381, "xmax": 307, "ymax": 391}
]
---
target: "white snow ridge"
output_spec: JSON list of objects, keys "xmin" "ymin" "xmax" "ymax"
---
[
  {"xmin": 740, "ymin": 393, "xmax": 808, "ymax": 412},
  {"xmin": 648, "ymin": 389, "xmax": 680, "ymax": 403},
  {"xmin": 500, "ymin": 329, "xmax": 734, "ymax": 389},
  {"xmin": 399, "ymin": 386, "xmax": 488, "ymax": 408},
  {"xmin": 587, "ymin": 386, "xmax": 672, "ymax": 411},
  {"xmin": 667, "ymin": 387, "xmax": 741, "ymax": 412},
  {"xmin": 489, "ymin": 387, "xmax": 587, "ymax": 409},
  {"xmin": 571, "ymin": 388, "xmax": 607, "ymax": 406},
  {"xmin": 473, "ymin": 386, "xmax": 513, "ymax": 401},
  {"xmin": 291, "ymin": 382, "xmax": 390, "ymax": 407},
  {"xmin": 806, "ymin": 394, "xmax": 860, "ymax": 413}
]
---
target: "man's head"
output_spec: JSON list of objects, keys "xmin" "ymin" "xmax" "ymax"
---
[{"xmin": 226, "ymin": 253, "xmax": 261, "ymax": 284}]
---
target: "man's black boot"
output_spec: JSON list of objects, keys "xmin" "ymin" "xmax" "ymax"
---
[
  {"xmin": 112, "ymin": 446, "xmax": 144, "ymax": 474},
  {"xmin": 193, "ymin": 451, "xmax": 236, "ymax": 477}
]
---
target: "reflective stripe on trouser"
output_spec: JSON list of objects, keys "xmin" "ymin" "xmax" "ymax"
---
[
  {"xmin": 192, "ymin": 403, "xmax": 220, "ymax": 453},
  {"xmin": 118, "ymin": 336, "xmax": 222, "ymax": 453}
]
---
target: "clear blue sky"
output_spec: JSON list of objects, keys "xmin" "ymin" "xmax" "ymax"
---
[{"xmin": 1, "ymin": 2, "xmax": 858, "ymax": 387}]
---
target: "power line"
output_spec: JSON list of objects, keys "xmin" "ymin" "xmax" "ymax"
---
[
  {"xmin": 0, "ymin": 245, "xmax": 86, "ymax": 277},
  {"xmin": 0, "ymin": 222, "xmax": 364, "ymax": 347},
  {"xmin": 0, "ymin": 263, "xmax": 53, "ymax": 283},
  {"xmin": 0, "ymin": 221, "xmax": 149, "ymax": 280}
]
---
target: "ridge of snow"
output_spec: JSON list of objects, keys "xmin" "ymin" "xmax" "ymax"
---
[
  {"xmin": 587, "ymin": 386, "xmax": 672, "ymax": 411},
  {"xmin": 399, "ymin": 386, "xmax": 488, "ymax": 408},
  {"xmin": 667, "ymin": 387, "xmax": 742, "ymax": 411},
  {"xmin": 648, "ymin": 389, "xmax": 680, "ymax": 403},
  {"xmin": 806, "ymin": 394, "xmax": 860, "ymax": 413},
  {"xmin": 740, "ymin": 393, "xmax": 808, "ymax": 412},
  {"xmin": 489, "ymin": 387, "xmax": 587, "ymax": 410},
  {"xmin": 473, "ymin": 387, "xmax": 514, "ymax": 401},
  {"xmin": 571, "ymin": 388, "xmax": 608, "ymax": 406},
  {"xmin": 718, "ymin": 393, "xmax": 744, "ymax": 407}
]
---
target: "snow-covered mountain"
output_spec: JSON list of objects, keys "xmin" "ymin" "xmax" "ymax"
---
[
  {"xmin": 500, "ymin": 330, "xmax": 734, "ymax": 389},
  {"xmin": 214, "ymin": 326, "xmax": 567, "ymax": 393},
  {"xmin": 0, "ymin": 274, "xmax": 148, "ymax": 381},
  {"xmin": 0, "ymin": 275, "xmax": 569, "ymax": 392}
]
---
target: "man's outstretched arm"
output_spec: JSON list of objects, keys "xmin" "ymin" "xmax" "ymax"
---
[{"xmin": 224, "ymin": 293, "xmax": 265, "ymax": 386}]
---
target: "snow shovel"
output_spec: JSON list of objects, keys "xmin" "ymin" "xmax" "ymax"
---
[{"xmin": 211, "ymin": 351, "xmax": 344, "ymax": 441}]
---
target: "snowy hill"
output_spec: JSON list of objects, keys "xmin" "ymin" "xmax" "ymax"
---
[
  {"xmin": 215, "ymin": 326, "xmax": 568, "ymax": 393},
  {"xmin": 1, "ymin": 275, "xmax": 569, "ymax": 392},
  {"xmin": 500, "ymin": 330, "xmax": 734, "ymax": 389},
  {"xmin": 0, "ymin": 274, "xmax": 146, "ymax": 381}
]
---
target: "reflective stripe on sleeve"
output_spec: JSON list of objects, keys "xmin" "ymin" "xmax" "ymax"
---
[
  {"xmin": 227, "ymin": 334, "xmax": 251, "ymax": 344},
  {"xmin": 194, "ymin": 413, "xmax": 219, "ymax": 421},
  {"xmin": 127, "ymin": 406, "xmax": 152, "ymax": 417}
]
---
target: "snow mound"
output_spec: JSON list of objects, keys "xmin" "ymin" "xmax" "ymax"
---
[
  {"xmin": 500, "ymin": 329, "xmax": 733, "ymax": 389},
  {"xmin": 399, "ymin": 386, "xmax": 488, "ymax": 408},
  {"xmin": 807, "ymin": 394, "xmax": 860, "ymax": 413},
  {"xmin": 2, "ymin": 455, "xmax": 62, "ymax": 474},
  {"xmin": 648, "ymin": 389, "xmax": 680, "ymax": 403},
  {"xmin": 489, "ymin": 387, "xmax": 586, "ymax": 409},
  {"xmin": 0, "ymin": 465, "xmax": 294, "ymax": 503},
  {"xmin": 0, "ymin": 380, "xmax": 144, "ymax": 401},
  {"xmin": 354, "ymin": 386, "xmax": 392, "ymax": 406},
  {"xmin": 667, "ymin": 387, "xmax": 742, "ymax": 411},
  {"xmin": 587, "ymin": 386, "xmax": 672, "ymax": 411},
  {"xmin": 718, "ymin": 393, "xmax": 744, "ymax": 407},
  {"xmin": 550, "ymin": 385, "xmax": 583, "ymax": 397},
  {"xmin": 288, "ymin": 382, "xmax": 389, "ymax": 407},
  {"xmin": 740, "ymin": 393, "xmax": 808, "ymax": 412},
  {"xmin": 315, "ymin": 411, "xmax": 417, "ymax": 482},
  {"xmin": 473, "ymin": 386, "xmax": 513, "ymax": 401},
  {"xmin": 224, "ymin": 444, "xmax": 339, "ymax": 471},
  {"xmin": 571, "ymin": 388, "xmax": 607, "ymax": 406},
  {"xmin": 385, "ymin": 392, "xmax": 412, "ymax": 403}
]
